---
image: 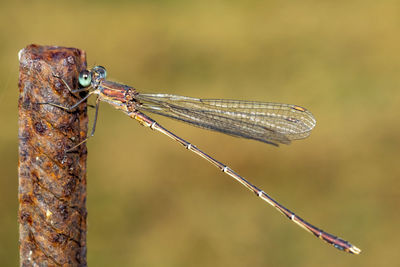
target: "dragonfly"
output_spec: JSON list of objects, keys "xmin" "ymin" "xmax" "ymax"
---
[{"xmin": 48, "ymin": 65, "xmax": 361, "ymax": 254}]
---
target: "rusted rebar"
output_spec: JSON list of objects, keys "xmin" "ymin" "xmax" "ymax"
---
[{"xmin": 18, "ymin": 44, "xmax": 88, "ymax": 266}]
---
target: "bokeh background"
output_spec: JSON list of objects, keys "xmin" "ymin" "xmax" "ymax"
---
[{"xmin": 1, "ymin": 0, "xmax": 399, "ymax": 266}]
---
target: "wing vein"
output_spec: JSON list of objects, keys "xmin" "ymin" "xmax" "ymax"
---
[{"xmin": 136, "ymin": 94, "xmax": 316, "ymax": 145}]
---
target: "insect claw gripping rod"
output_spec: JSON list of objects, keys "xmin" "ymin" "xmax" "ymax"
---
[
  {"xmin": 18, "ymin": 45, "xmax": 88, "ymax": 266},
  {"xmin": 56, "ymin": 65, "xmax": 361, "ymax": 254}
]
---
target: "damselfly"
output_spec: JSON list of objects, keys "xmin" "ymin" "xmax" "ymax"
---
[{"xmin": 48, "ymin": 66, "xmax": 361, "ymax": 254}]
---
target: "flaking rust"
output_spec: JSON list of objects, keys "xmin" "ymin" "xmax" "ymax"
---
[{"xmin": 18, "ymin": 44, "xmax": 88, "ymax": 266}]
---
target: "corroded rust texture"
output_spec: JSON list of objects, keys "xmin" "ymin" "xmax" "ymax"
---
[{"xmin": 18, "ymin": 44, "xmax": 88, "ymax": 266}]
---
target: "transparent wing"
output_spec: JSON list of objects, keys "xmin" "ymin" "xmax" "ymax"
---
[{"xmin": 136, "ymin": 94, "xmax": 316, "ymax": 146}]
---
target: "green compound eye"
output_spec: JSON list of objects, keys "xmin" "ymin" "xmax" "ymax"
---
[{"xmin": 79, "ymin": 70, "xmax": 91, "ymax": 87}]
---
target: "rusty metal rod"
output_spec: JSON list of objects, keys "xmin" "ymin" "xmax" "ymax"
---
[{"xmin": 18, "ymin": 44, "xmax": 88, "ymax": 266}]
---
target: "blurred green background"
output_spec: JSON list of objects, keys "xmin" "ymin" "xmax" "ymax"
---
[{"xmin": 1, "ymin": 0, "xmax": 399, "ymax": 266}]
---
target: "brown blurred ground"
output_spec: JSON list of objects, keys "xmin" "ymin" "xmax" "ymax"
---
[{"xmin": 1, "ymin": 1, "xmax": 399, "ymax": 266}]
